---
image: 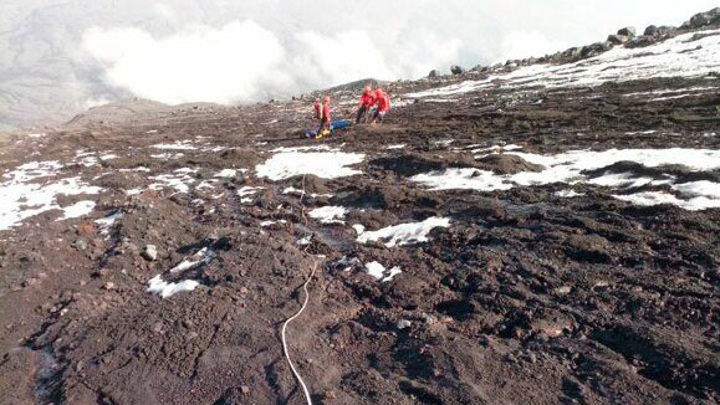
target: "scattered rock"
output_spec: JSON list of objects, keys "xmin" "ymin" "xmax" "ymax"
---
[
  {"xmin": 102, "ymin": 282, "xmax": 115, "ymax": 291},
  {"xmin": 240, "ymin": 385, "xmax": 250, "ymax": 395},
  {"xmin": 72, "ymin": 239, "xmax": 88, "ymax": 251},
  {"xmin": 555, "ymin": 286, "xmax": 573, "ymax": 295},
  {"xmin": 607, "ymin": 34, "xmax": 630, "ymax": 45},
  {"xmin": 617, "ymin": 27, "xmax": 637, "ymax": 37},
  {"xmin": 450, "ymin": 65, "xmax": 465, "ymax": 75},
  {"xmin": 142, "ymin": 245, "xmax": 158, "ymax": 261},
  {"xmin": 397, "ymin": 319, "xmax": 412, "ymax": 330},
  {"xmin": 151, "ymin": 322, "xmax": 164, "ymax": 334}
]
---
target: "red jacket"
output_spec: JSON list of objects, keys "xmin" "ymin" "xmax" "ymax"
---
[
  {"xmin": 313, "ymin": 102, "xmax": 322, "ymax": 120},
  {"xmin": 376, "ymin": 91, "xmax": 391, "ymax": 112},
  {"xmin": 322, "ymin": 104, "xmax": 331, "ymax": 122},
  {"xmin": 359, "ymin": 92, "xmax": 375, "ymax": 108}
]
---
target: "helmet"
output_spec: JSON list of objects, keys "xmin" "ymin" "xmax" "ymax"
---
[
  {"xmin": 364, "ymin": 85, "xmax": 371, "ymax": 93},
  {"xmin": 324, "ymin": 96, "xmax": 331, "ymax": 104}
]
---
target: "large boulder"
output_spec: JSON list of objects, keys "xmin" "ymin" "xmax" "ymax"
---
[
  {"xmin": 684, "ymin": 8, "xmax": 720, "ymax": 29},
  {"xmin": 617, "ymin": 27, "xmax": 637, "ymax": 37},
  {"xmin": 428, "ymin": 69, "xmax": 438, "ymax": 78},
  {"xmin": 643, "ymin": 25, "xmax": 675, "ymax": 37},
  {"xmin": 607, "ymin": 34, "xmax": 630, "ymax": 45},
  {"xmin": 450, "ymin": 65, "xmax": 466, "ymax": 75}
]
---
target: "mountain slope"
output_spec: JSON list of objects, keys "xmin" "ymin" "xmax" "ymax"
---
[{"xmin": 1, "ymin": 10, "xmax": 720, "ymax": 405}]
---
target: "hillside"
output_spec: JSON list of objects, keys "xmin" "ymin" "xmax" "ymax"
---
[{"xmin": 1, "ymin": 9, "xmax": 720, "ymax": 405}]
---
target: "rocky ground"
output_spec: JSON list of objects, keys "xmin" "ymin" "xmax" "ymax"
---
[{"xmin": 1, "ymin": 19, "xmax": 720, "ymax": 405}]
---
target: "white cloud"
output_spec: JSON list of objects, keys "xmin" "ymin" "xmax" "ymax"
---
[
  {"xmin": 83, "ymin": 20, "xmax": 292, "ymax": 104},
  {"xmin": 497, "ymin": 31, "xmax": 567, "ymax": 63},
  {"xmin": 83, "ymin": 19, "xmax": 461, "ymax": 104}
]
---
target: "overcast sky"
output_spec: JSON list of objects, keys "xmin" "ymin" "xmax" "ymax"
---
[{"xmin": 0, "ymin": 0, "xmax": 717, "ymax": 128}]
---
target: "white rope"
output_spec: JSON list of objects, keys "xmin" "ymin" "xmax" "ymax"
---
[
  {"xmin": 280, "ymin": 173, "xmax": 316, "ymax": 405},
  {"xmin": 281, "ymin": 261, "xmax": 316, "ymax": 405}
]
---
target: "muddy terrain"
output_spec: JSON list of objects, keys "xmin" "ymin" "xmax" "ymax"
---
[{"xmin": 1, "ymin": 19, "xmax": 720, "ymax": 405}]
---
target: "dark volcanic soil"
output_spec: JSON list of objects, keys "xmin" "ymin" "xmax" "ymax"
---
[{"xmin": 2, "ymin": 39, "xmax": 720, "ymax": 405}]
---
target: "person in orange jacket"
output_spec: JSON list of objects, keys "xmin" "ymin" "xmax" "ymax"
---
[
  {"xmin": 371, "ymin": 87, "xmax": 391, "ymax": 123},
  {"xmin": 356, "ymin": 85, "xmax": 375, "ymax": 124}
]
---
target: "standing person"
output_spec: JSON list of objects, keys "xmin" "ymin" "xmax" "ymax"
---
[
  {"xmin": 356, "ymin": 85, "xmax": 375, "ymax": 124},
  {"xmin": 371, "ymin": 87, "xmax": 392, "ymax": 124},
  {"xmin": 319, "ymin": 96, "xmax": 332, "ymax": 137},
  {"xmin": 313, "ymin": 98, "xmax": 323, "ymax": 124}
]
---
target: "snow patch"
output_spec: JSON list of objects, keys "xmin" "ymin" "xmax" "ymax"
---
[
  {"xmin": 57, "ymin": 201, "xmax": 96, "ymax": 221},
  {"xmin": 365, "ymin": 261, "xmax": 403, "ymax": 282},
  {"xmin": 309, "ymin": 206, "xmax": 348, "ymax": 224},
  {"xmin": 147, "ymin": 248, "xmax": 216, "ymax": 298},
  {"xmin": 94, "ymin": 210, "xmax": 123, "ymax": 234},
  {"xmin": 1, "ymin": 161, "xmax": 103, "ymax": 230},
  {"xmin": 356, "ymin": 217, "xmax": 451, "ymax": 247},
  {"xmin": 256, "ymin": 151, "xmax": 365, "ymax": 181},
  {"xmin": 151, "ymin": 140, "xmax": 197, "ymax": 150},
  {"xmin": 412, "ymin": 148, "xmax": 720, "ymax": 210}
]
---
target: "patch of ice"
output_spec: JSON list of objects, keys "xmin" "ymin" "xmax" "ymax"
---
[
  {"xmin": 99, "ymin": 154, "xmax": 118, "ymax": 161},
  {"xmin": 613, "ymin": 191, "xmax": 720, "ymax": 211},
  {"xmin": 364, "ymin": 261, "xmax": 403, "ymax": 283},
  {"xmin": 27, "ymin": 133, "xmax": 46, "ymax": 138},
  {"xmin": 170, "ymin": 247, "xmax": 217, "ymax": 274},
  {"xmin": 352, "ymin": 224, "xmax": 365, "ymax": 235},
  {"xmin": 625, "ymin": 130, "xmax": 657, "ymax": 136},
  {"xmin": 386, "ymin": 144, "xmax": 406, "ymax": 150},
  {"xmin": 149, "ymin": 172, "xmax": 195, "ymax": 193},
  {"xmin": 151, "ymin": 141, "xmax": 197, "ymax": 150},
  {"xmin": 282, "ymin": 187, "xmax": 333, "ymax": 198},
  {"xmin": 309, "ymin": 206, "xmax": 348, "ymax": 224},
  {"xmin": 147, "ymin": 275, "xmax": 199, "ymax": 298},
  {"xmin": 238, "ymin": 186, "xmax": 264, "ymax": 204},
  {"xmin": 119, "ymin": 167, "xmax": 151, "ymax": 173},
  {"xmin": 151, "ymin": 153, "xmax": 185, "ymax": 159},
  {"xmin": 412, "ymin": 168, "xmax": 513, "ymax": 191},
  {"xmin": 555, "ymin": 190, "xmax": 586, "ymax": 198},
  {"xmin": 434, "ymin": 139, "xmax": 454, "ymax": 146},
  {"xmin": 256, "ymin": 152, "xmax": 365, "ymax": 181},
  {"xmin": 57, "ymin": 201, "xmax": 96, "ymax": 221},
  {"xmin": 623, "ymin": 86, "xmax": 717, "ymax": 98},
  {"xmin": 356, "ymin": 217, "xmax": 451, "ymax": 247},
  {"xmin": 587, "ymin": 172, "xmax": 673, "ymax": 188},
  {"xmin": 94, "ymin": 210, "xmax": 123, "ymax": 234},
  {"xmin": 215, "ymin": 169, "xmax": 241, "ymax": 178},
  {"xmin": 271, "ymin": 145, "xmax": 338, "ymax": 153},
  {"xmin": 672, "ymin": 181, "xmax": 720, "ymax": 199}
]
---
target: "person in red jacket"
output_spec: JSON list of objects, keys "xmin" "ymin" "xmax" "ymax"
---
[
  {"xmin": 356, "ymin": 85, "xmax": 375, "ymax": 124},
  {"xmin": 372, "ymin": 87, "xmax": 391, "ymax": 123},
  {"xmin": 313, "ymin": 99, "xmax": 323, "ymax": 123},
  {"xmin": 319, "ymin": 96, "xmax": 332, "ymax": 136}
]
